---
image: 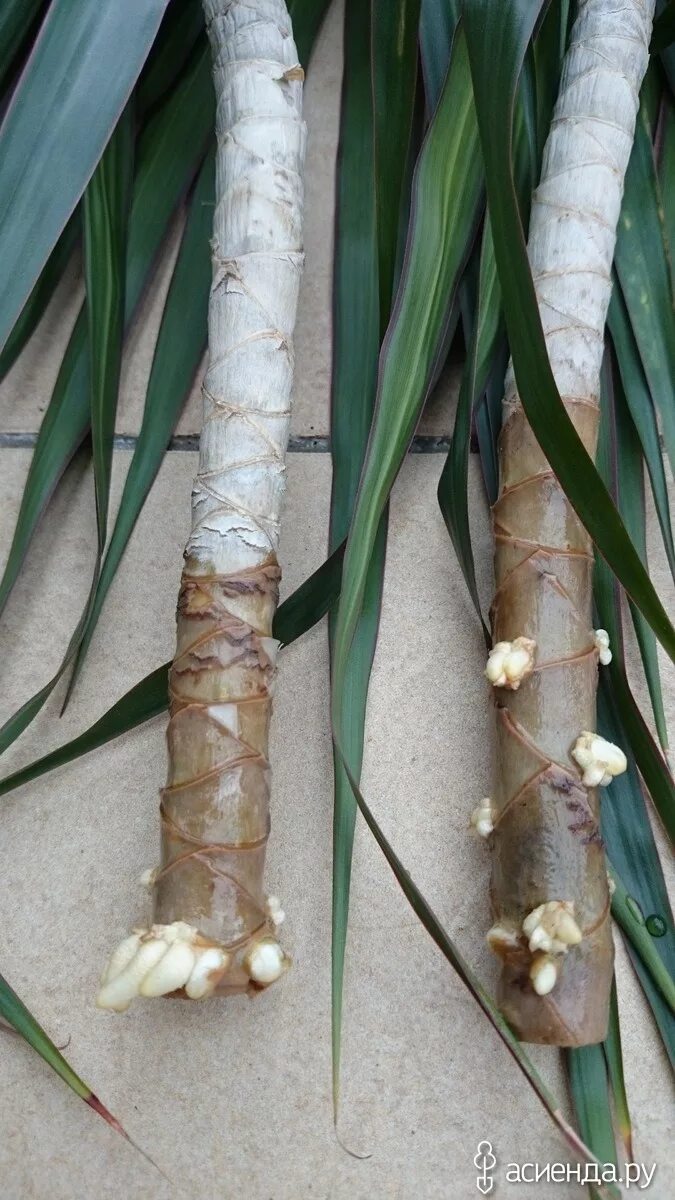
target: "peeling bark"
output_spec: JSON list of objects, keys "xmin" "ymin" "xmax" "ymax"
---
[{"xmin": 488, "ymin": 0, "xmax": 654, "ymax": 1044}]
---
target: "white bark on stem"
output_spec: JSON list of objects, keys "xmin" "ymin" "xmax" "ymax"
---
[
  {"xmin": 98, "ymin": 0, "xmax": 305, "ymax": 1011},
  {"xmin": 488, "ymin": 0, "xmax": 653, "ymax": 1044}
]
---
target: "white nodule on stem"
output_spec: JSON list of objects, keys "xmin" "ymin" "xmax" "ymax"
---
[
  {"xmin": 607, "ymin": 873, "xmax": 616, "ymax": 897},
  {"xmin": 572, "ymin": 731, "xmax": 627, "ymax": 788},
  {"xmin": 530, "ymin": 953, "xmax": 559, "ymax": 996},
  {"xmin": 470, "ymin": 799, "xmax": 494, "ymax": 839},
  {"xmin": 485, "ymin": 637, "xmax": 536, "ymax": 689},
  {"xmin": 522, "ymin": 901, "xmax": 583, "ymax": 956},
  {"xmin": 486, "ymin": 924, "xmax": 521, "ymax": 958},
  {"xmin": 96, "ymin": 922, "xmax": 228, "ymax": 1011},
  {"xmin": 593, "ymin": 629, "xmax": 612, "ymax": 666},
  {"xmin": 140, "ymin": 868, "xmax": 157, "ymax": 890},
  {"xmin": 244, "ymin": 938, "xmax": 289, "ymax": 986},
  {"xmin": 265, "ymin": 894, "xmax": 285, "ymax": 927},
  {"xmin": 185, "ymin": 947, "xmax": 229, "ymax": 1000}
]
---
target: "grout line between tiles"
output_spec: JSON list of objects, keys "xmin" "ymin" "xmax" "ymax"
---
[{"xmin": 0, "ymin": 431, "xmax": 454, "ymax": 453}]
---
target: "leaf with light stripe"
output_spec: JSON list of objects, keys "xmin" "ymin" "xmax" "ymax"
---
[{"xmin": 0, "ymin": 0, "xmax": 171, "ymax": 356}]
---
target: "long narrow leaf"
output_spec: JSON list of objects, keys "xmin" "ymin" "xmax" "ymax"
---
[
  {"xmin": 604, "ymin": 980, "xmax": 633, "ymax": 1159},
  {"xmin": 0, "ymin": 45, "xmax": 213, "ymax": 640},
  {"xmin": 615, "ymin": 90, "xmax": 675, "ymax": 480},
  {"xmin": 0, "ymin": 971, "xmax": 134, "ymax": 1143},
  {"xmin": 0, "ymin": 213, "xmax": 79, "ymax": 384},
  {"xmin": 65, "ymin": 150, "xmax": 214, "ymax": 701},
  {"xmin": 0, "ymin": 0, "xmax": 170, "ymax": 355},
  {"xmin": 372, "ymin": 0, "xmax": 421, "ymax": 321},
  {"xmin": 84, "ymin": 105, "xmax": 134, "ymax": 548},
  {"xmin": 331, "ymin": 27, "xmax": 482, "ymax": 734},
  {"xmin": 329, "ymin": 0, "xmax": 386, "ymax": 1115},
  {"xmin": 0, "ymin": 0, "xmax": 43, "ymax": 93}
]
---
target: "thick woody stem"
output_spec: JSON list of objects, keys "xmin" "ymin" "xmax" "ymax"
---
[
  {"xmin": 487, "ymin": 0, "xmax": 653, "ymax": 1044},
  {"xmin": 98, "ymin": 0, "xmax": 305, "ymax": 1009}
]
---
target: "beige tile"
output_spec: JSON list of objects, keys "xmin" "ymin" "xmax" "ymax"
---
[
  {"xmin": 0, "ymin": 449, "xmax": 672, "ymax": 1198},
  {"xmin": 0, "ymin": 0, "xmax": 457, "ymax": 443}
]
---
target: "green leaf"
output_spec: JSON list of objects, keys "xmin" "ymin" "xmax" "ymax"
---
[
  {"xmin": 608, "ymin": 864, "xmax": 675, "ymax": 1024},
  {"xmin": 0, "ymin": 664, "xmax": 170, "ymax": 799},
  {"xmin": 0, "ymin": 213, "xmax": 79, "ymax": 384},
  {"xmin": 463, "ymin": 0, "xmax": 675, "ymax": 665},
  {"xmin": 603, "ymin": 981, "xmax": 633, "ymax": 1160},
  {"xmin": 607, "ymin": 288, "xmax": 675, "ymax": 584},
  {"xmin": 0, "ymin": 0, "xmax": 43, "ymax": 91},
  {"xmin": 419, "ymin": 0, "xmax": 460, "ymax": 111},
  {"xmin": 0, "ymin": 970, "xmax": 132, "ymax": 1142},
  {"xmin": 599, "ymin": 347, "xmax": 670, "ymax": 753},
  {"xmin": 566, "ymin": 1041, "xmax": 617, "ymax": 1196},
  {"xmin": 615, "ymin": 90, "xmax": 675, "ymax": 481},
  {"xmin": 652, "ymin": 0, "xmax": 675, "ymax": 52},
  {"xmin": 437, "ymin": 241, "xmax": 493, "ymax": 639},
  {"xmin": 287, "ymin": 0, "xmax": 332, "ymax": 67},
  {"xmin": 372, "ymin": 0, "xmax": 421, "ymax": 320},
  {"xmin": 329, "ymin": 0, "xmax": 386, "ymax": 1116},
  {"xmin": 0, "ymin": 44, "xmax": 213, "ymax": 610},
  {"xmin": 0, "ymin": 321, "xmax": 89, "ymax": 621},
  {"xmin": 84, "ymin": 104, "xmax": 135, "ymax": 549},
  {"xmin": 137, "ymin": 0, "xmax": 204, "ymax": 116},
  {"xmin": 65, "ymin": 149, "xmax": 214, "ymax": 702},
  {"xmin": 594, "ymin": 365, "xmax": 675, "ymax": 843},
  {"xmin": 331, "ymin": 26, "xmax": 482, "ymax": 732},
  {"xmin": 0, "ymin": 0, "xmax": 171, "ymax": 357},
  {"xmin": 0, "ymin": 47, "xmax": 214, "ymax": 742},
  {"xmin": 661, "ymin": 98, "xmax": 675, "ymax": 273}
]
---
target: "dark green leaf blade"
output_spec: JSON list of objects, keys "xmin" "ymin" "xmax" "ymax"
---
[
  {"xmin": 614, "ymin": 90, "xmax": 675, "ymax": 481},
  {"xmin": 331, "ymin": 25, "xmax": 483, "ymax": 717},
  {"xmin": 0, "ymin": 0, "xmax": 171, "ymax": 356},
  {"xmin": 566, "ymin": 1041, "xmax": 617, "ymax": 1199},
  {"xmin": 462, "ymin": 0, "xmax": 675, "ymax": 664},
  {"xmin": 65, "ymin": 149, "xmax": 214, "ymax": 700},
  {"xmin": 137, "ymin": 0, "xmax": 204, "ymax": 116},
  {"xmin": 603, "ymin": 981, "xmax": 633, "ymax": 1159},
  {"xmin": 372, "ymin": 0, "xmax": 421, "ymax": 320},
  {"xmin": 0, "ymin": 49, "xmax": 214, "ymax": 745},
  {"xmin": 607, "ymin": 288, "xmax": 675, "ymax": 584},
  {"xmin": 83, "ymin": 103, "xmax": 135, "ymax": 548},
  {"xmin": 0, "ymin": 213, "xmax": 79, "ymax": 384},
  {"xmin": 330, "ymin": 0, "xmax": 386, "ymax": 1117},
  {"xmin": 287, "ymin": 0, "xmax": 332, "ymax": 67},
  {"xmin": 0, "ymin": 970, "xmax": 132, "ymax": 1141},
  {"xmin": 0, "ymin": 0, "xmax": 43, "ymax": 92},
  {"xmin": 0, "ymin": 664, "xmax": 170, "ymax": 799}
]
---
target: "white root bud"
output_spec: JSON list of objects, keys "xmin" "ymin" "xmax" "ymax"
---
[
  {"xmin": 265, "ymin": 895, "xmax": 286, "ymax": 927},
  {"xmin": 522, "ymin": 901, "xmax": 582, "ymax": 956},
  {"xmin": 244, "ymin": 938, "xmax": 289, "ymax": 986},
  {"xmin": 470, "ymin": 799, "xmax": 494, "ymax": 839},
  {"xmin": 140, "ymin": 868, "xmax": 157, "ymax": 889},
  {"xmin": 485, "ymin": 637, "xmax": 536, "ymax": 689},
  {"xmin": 593, "ymin": 628, "xmax": 612, "ymax": 666},
  {"xmin": 607, "ymin": 873, "xmax": 616, "ymax": 897},
  {"xmin": 486, "ymin": 924, "xmax": 521, "ymax": 957},
  {"xmin": 96, "ymin": 922, "xmax": 229, "ymax": 1010},
  {"xmin": 571, "ymin": 731, "xmax": 627, "ymax": 788},
  {"xmin": 530, "ymin": 953, "xmax": 558, "ymax": 996}
]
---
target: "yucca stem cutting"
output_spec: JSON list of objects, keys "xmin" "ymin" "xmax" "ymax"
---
[
  {"xmin": 98, "ymin": 0, "xmax": 305, "ymax": 1010},
  {"xmin": 484, "ymin": 0, "xmax": 653, "ymax": 1044}
]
